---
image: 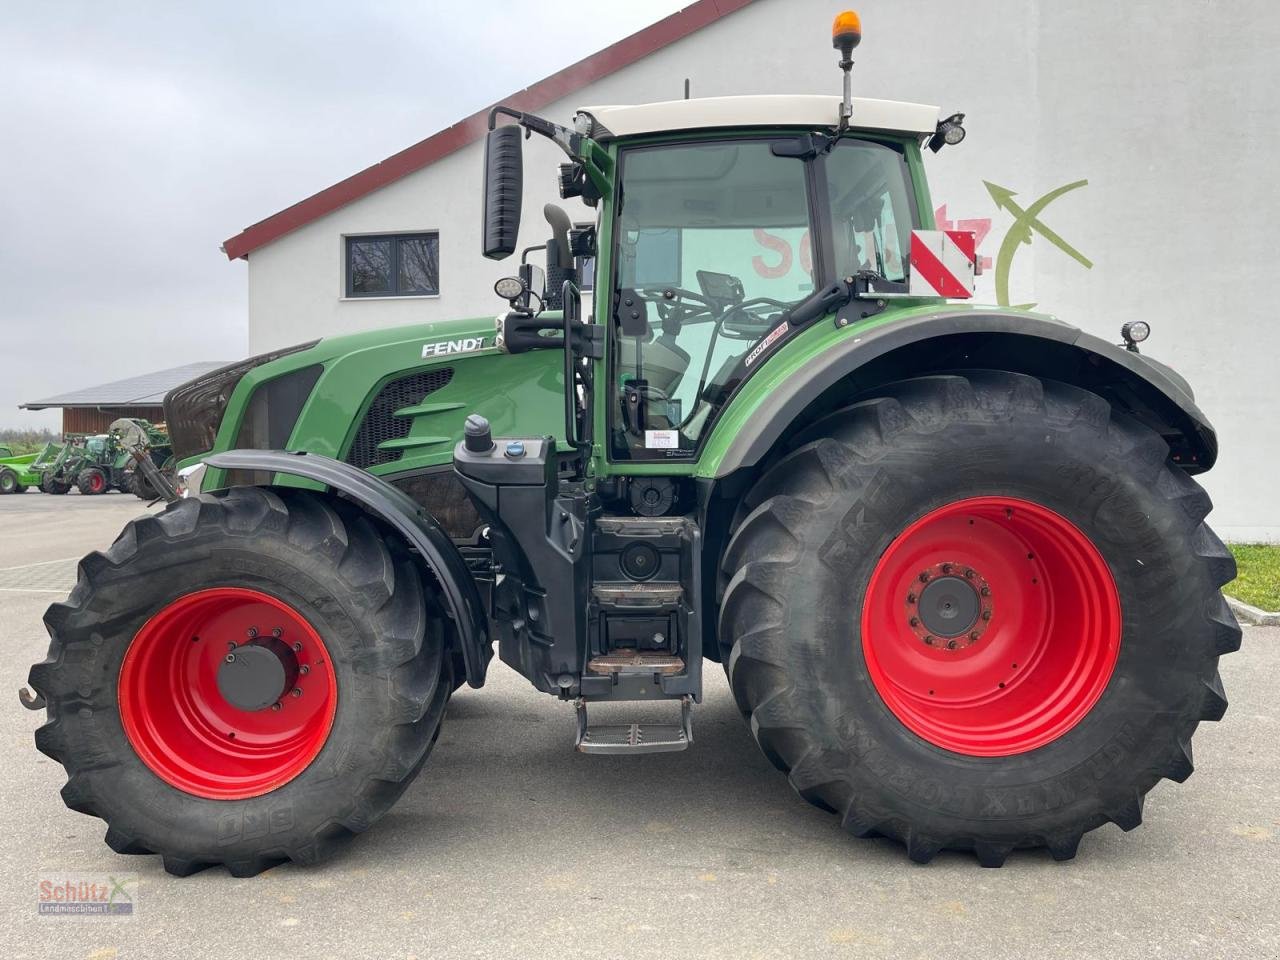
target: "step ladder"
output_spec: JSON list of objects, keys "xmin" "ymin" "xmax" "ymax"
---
[{"xmin": 575, "ymin": 695, "xmax": 693, "ymax": 755}]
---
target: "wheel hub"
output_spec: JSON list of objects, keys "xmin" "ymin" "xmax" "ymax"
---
[
  {"xmin": 906, "ymin": 562, "xmax": 992, "ymax": 650},
  {"xmin": 217, "ymin": 636, "xmax": 299, "ymax": 712}
]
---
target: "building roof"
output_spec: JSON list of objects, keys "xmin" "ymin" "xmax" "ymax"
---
[
  {"xmin": 578, "ymin": 94, "xmax": 939, "ymax": 140},
  {"xmin": 220, "ymin": 0, "xmax": 759, "ymax": 261},
  {"xmin": 20, "ymin": 362, "xmax": 230, "ymax": 410}
]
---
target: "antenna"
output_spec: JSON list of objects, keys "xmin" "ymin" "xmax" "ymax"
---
[{"xmin": 683, "ymin": 78, "xmax": 691, "ymax": 100}]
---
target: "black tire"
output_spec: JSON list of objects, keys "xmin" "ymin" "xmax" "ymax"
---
[
  {"xmin": 0, "ymin": 469, "xmax": 16, "ymax": 494},
  {"xmin": 127, "ymin": 470, "xmax": 157, "ymax": 501},
  {"xmin": 76, "ymin": 468, "xmax": 107, "ymax": 496},
  {"xmin": 41, "ymin": 475, "xmax": 70, "ymax": 495},
  {"xmin": 29, "ymin": 486, "xmax": 451, "ymax": 877},
  {"xmin": 719, "ymin": 371, "xmax": 1241, "ymax": 866},
  {"xmin": 14, "ymin": 484, "xmax": 27, "ymax": 494}
]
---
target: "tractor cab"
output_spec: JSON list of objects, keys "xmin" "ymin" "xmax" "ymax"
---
[{"xmin": 482, "ymin": 91, "xmax": 961, "ymax": 468}]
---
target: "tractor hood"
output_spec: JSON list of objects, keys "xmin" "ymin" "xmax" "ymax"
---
[{"xmin": 184, "ymin": 313, "xmax": 567, "ymax": 493}]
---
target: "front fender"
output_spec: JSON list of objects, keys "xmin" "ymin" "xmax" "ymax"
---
[
  {"xmin": 705, "ymin": 306, "xmax": 1217, "ymax": 478},
  {"xmin": 205, "ymin": 449, "xmax": 490, "ymax": 688}
]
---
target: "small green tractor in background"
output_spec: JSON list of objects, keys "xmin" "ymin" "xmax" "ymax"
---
[{"xmin": 24, "ymin": 12, "xmax": 1239, "ymax": 876}]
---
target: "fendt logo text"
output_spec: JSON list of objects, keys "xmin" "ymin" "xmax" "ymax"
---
[{"xmin": 421, "ymin": 337, "xmax": 487, "ymax": 358}]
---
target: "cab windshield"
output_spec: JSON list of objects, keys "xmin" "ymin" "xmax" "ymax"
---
[{"xmin": 609, "ymin": 136, "xmax": 916, "ymax": 461}]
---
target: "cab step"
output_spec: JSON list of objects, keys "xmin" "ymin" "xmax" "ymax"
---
[
  {"xmin": 591, "ymin": 581, "xmax": 683, "ymax": 610},
  {"xmin": 574, "ymin": 696, "xmax": 693, "ymax": 755},
  {"xmin": 587, "ymin": 650, "xmax": 685, "ymax": 676}
]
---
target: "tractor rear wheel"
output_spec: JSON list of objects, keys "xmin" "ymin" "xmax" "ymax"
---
[
  {"xmin": 0, "ymin": 469, "xmax": 17, "ymax": 494},
  {"xmin": 29, "ymin": 487, "xmax": 451, "ymax": 876},
  {"xmin": 77, "ymin": 468, "xmax": 108, "ymax": 495},
  {"xmin": 719, "ymin": 372, "xmax": 1240, "ymax": 865}
]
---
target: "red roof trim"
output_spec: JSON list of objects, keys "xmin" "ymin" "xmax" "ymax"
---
[{"xmin": 221, "ymin": 0, "xmax": 757, "ymax": 260}]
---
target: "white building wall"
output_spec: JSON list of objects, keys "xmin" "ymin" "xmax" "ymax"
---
[{"xmin": 246, "ymin": 0, "xmax": 1280, "ymax": 540}]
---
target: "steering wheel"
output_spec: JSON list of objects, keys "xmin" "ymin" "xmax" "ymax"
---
[
  {"xmin": 719, "ymin": 297, "xmax": 792, "ymax": 339},
  {"xmin": 636, "ymin": 287, "xmax": 718, "ymax": 328}
]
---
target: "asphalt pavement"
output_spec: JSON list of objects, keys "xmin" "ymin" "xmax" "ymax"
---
[{"xmin": 0, "ymin": 490, "xmax": 1275, "ymax": 960}]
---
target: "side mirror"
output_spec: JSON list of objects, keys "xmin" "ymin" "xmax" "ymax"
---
[{"xmin": 482, "ymin": 126, "xmax": 523, "ymax": 259}]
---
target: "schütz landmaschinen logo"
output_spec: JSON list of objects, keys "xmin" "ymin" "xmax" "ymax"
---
[{"xmin": 38, "ymin": 873, "xmax": 137, "ymax": 917}]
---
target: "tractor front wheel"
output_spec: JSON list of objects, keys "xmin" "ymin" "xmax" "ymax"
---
[
  {"xmin": 41, "ymin": 475, "xmax": 70, "ymax": 495},
  {"xmin": 29, "ymin": 487, "xmax": 451, "ymax": 876},
  {"xmin": 720, "ymin": 372, "xmax": 1240, "ymax": 865},
  {"xmin": 0, "ymin": 469, "xmax": 17, "ymax": 495}
]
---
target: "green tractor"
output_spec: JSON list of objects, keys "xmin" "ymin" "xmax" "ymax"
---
[
  {"xmin": 30, "ymin": 433, "xmax": 122, "ymax": 495},
  {"xmin": 24, "ymin": 15, "xmax": 1239, "ymax": 876}
]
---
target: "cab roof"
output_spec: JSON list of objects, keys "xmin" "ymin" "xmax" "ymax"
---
[{"xmin": 577, "ymin": 95, "xmax": 939, "ymax": 141}]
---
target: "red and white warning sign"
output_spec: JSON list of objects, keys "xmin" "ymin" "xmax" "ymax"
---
[{"xmin": 909, "ymin": 229, "xmax": 976, "ymax": 299}]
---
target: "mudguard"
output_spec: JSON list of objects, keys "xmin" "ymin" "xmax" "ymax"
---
[
  {"xmin": 713, "ymin": 309, "xmax": 1218, "ymax": 478},
  {"xmin": 205, "ymin": 449, "xmax": 490, "ymax": 688}
]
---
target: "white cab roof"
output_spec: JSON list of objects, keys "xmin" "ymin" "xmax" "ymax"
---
[{"xmin": 577, "ymin": 95, "xmax": 939, "ymax": 140}]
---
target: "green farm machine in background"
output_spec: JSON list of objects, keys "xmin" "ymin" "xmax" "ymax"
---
[
  {"xmin": 22, "ymin": 420, "xmax": 173, "ymax": 497},
  {"xmin": 0, "ymin": 446, "xmax": 40, "ymax": 495},
  {"xmin": 23, "ymin": 11, "xmax": 1240, "ymax": 877}
]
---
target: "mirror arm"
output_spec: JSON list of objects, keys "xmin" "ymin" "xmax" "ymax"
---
[{"xmin": 488, "ymin": 106, "xmax": 578, "ymax": 158}]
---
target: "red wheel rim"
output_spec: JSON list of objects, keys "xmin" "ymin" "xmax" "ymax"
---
[
  {"xmin": 861, "ymin": 496, "xmax": 1121, "ymax": 756},
  {"xmin": 118, "ymin": 588, "xmax": 337, "ymax": 799},
  {"xmin": 88, "ymin": 473, "xmax": 105, "ymax": 493}
]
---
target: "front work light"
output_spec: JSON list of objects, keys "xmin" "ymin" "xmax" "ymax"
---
[
  {"xmin": 928, "ymin": 112, "xmax": 966, "ymax": 153},
  {"xmin": 494, "ymin": 276, "xmax": 525, "ymax": 301},
  {"xmin": 1121, "ymin": 320, "xmax": 1151, "ymax": 352}
]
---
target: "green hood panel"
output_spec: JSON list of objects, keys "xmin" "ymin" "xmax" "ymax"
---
[{"xmin": 202, "ymin": 315, "xmax": 567, "ymax": 490}]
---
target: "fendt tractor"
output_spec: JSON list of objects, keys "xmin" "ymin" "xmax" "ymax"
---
[{"xmin": 23, "ymin": 13, "xmax": 1240, "ymax": 876}]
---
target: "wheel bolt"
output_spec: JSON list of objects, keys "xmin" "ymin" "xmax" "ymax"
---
[
  {"xmin": 271, "ymin": 702, "xmax": 281, "ymax": 712},
  {"xmin": 980, "ymin": 586, "xmax": 991, "ymax": 597},
  {"xmin": 907, "ymin": 593, "xmax": 917, "ymax": 604},
  {"xmin": 909, "ymin": 617, "xmax": 920, "ymax": 627},
  {"xmin": 982, "ymin": 610, "xmax": 992, "ymax": 621},
  {"xmin": 247, "ymin": 627, "xmax": 258, "ymax": 639},
  {"xmin": 292, "ymin": 642, "xmax": 303, "ymax": 653},
  {"xmin": 964, "ymin": 568, "xmax": 975, "ymax": 579},
  {"xmin": 291, "ymin": 687, "xmax": 302, "ymax": 698},
  {"xmin": 224, "ymin": 653, "xmax": 235, "ymax": 663},
  {"xmin": 919, "ymin": 571, "xmax": 930, "ymax": 583},
  {"xmin": 272, "ymin": 627, "xmax": 283, "ymax": 638},
  {"xmin": 947, "ymin": 640, "xmax": 957, "ymax": 650},
  {"xmin": 299, "ymin": 664, "xmax": 311, "ymax": 675},
  {"xmin": 970, "ymin": 631, "xmax": 980, "ymax": 641},
  {"xmin": 227, "ymin": 641, "xmax": 237, "ymax": 651},
  {"xmin": 923, "ymin": 635, "xmax": 934, "ymax": 645}
]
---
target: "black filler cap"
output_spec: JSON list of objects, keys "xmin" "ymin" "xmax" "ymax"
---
[{"xmin": 464, "ymin": 414, "xmax": 494, "ymax": 453}]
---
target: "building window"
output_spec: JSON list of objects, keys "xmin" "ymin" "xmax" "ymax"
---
[{"xmin": 346, "ymin": 233, "xmax": 439, "ymax": 297}]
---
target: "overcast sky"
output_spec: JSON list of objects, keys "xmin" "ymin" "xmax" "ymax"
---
[{"xmin": 0, "ymin": 0, "xmax": 685, "ymax": 429}]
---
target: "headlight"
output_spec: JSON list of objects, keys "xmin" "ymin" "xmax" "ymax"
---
[{"xmin": 165, "ymin": 341, "xmax": 318, "ymax": 463}]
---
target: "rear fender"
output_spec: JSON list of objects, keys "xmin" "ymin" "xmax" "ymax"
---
[
  {"xmin": 710, "ymin": 309, "xmax": 1218, "ymax": 478},
  {"xmin": 205, "ymin": 449, "xmax": 490, "ymax": 688}
]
